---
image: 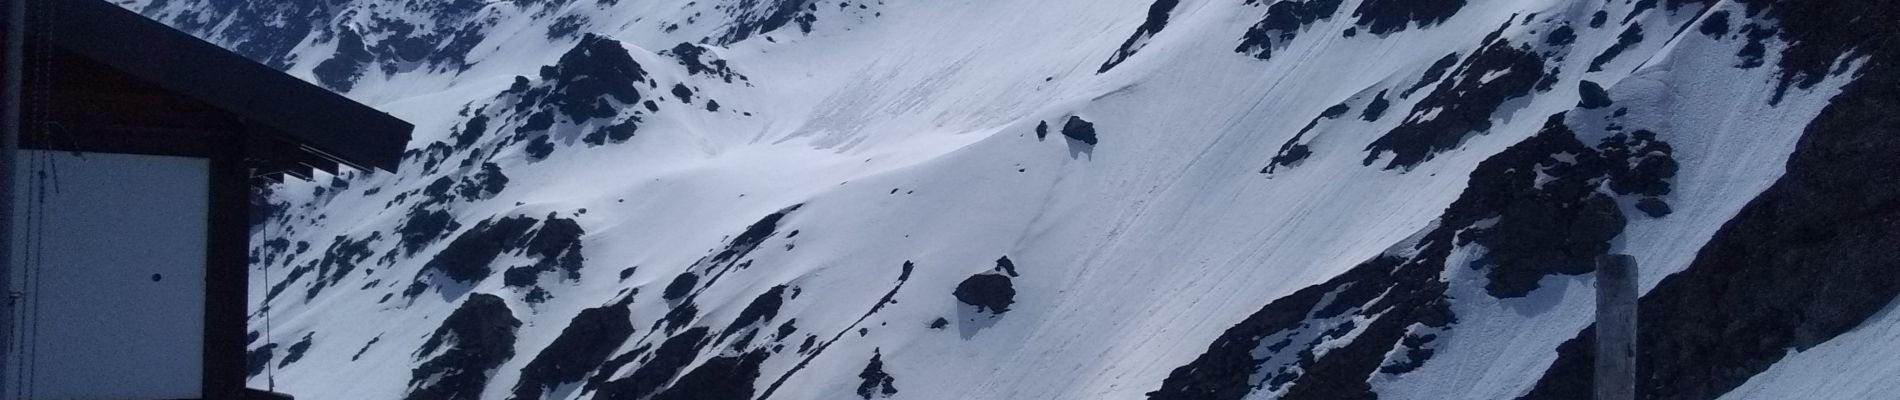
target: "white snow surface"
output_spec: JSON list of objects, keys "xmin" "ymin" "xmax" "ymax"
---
[{"xmin": 118, "ymin": 0, "xmax": 1884, "ymax": 399}]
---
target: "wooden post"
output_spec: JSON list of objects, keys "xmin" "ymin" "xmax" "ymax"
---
[
  {"xmin": 1596, "ymin": 254, "xmax": 1638, "ymax": 400},
  {"xmin": 204, "ymin": 133, "xmax": 249, "ymax": 400}
]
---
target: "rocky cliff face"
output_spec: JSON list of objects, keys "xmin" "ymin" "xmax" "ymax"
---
[{"xmin": 1524, "ymin": 2, "xmax": 1900, "ymax": 398}]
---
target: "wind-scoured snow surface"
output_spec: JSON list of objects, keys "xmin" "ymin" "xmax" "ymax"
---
[{"xmin": 126, "ymin": 0, "xmax": 1897, "ymax": 399}]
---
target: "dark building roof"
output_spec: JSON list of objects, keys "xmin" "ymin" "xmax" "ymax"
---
[{"xmin": 8, "ymin": 0, "xmax": 411, "ymax": 173}]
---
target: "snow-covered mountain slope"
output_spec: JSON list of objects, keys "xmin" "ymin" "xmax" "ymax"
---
[{"xmin": 123, "ymin": 0, "xmax": 1898, "ymax": 399}]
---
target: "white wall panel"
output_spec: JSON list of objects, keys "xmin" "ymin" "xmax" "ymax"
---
[{"xmin": 6, "ymin": 151, "xmax": 208, "ymax": 400}]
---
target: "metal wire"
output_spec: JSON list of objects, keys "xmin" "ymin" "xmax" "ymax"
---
[
  {"xmin": 261, "ymin": 198, "xmax": 278, "ymax": 391},
  {"xmin": 18, "ymin": 0, "xmax": 60, "ymax": 396}
]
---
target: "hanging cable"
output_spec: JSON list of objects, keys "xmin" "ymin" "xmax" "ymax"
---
[
  {"xmin": 6, "ymin": 154, "xmax": 30, "ymax": 400},
  {"xmin": 260, "ymin": 195, "xmax": 278, "ymax": 392},
  {"xmin": 11, "ymin": 133, "xmax": 41, "ymax": 400},
  {"xmin": 0, "ymin": 0, "xmax": 24, "ymax": 390},
  {"xmin": 7, "ymin": 176, "xmax": 21, "ymax": 400},
  {"xmin": 13, "ymin": 116, "xmax": 46, "ymax": 400},
  {"xmin": 9, "ymin": 160, "xmax": 27, "ymax": 400},
  {"xmin": 23, "ymin": 142, "xmax": 43, "ymax": 400},
  {"xmin": 21, "ymin": 0, "xmax": 59, "ymax": 396},
  {"xmin": 16, "ymin": 4, "xmax": 42, "ymax": 396}
]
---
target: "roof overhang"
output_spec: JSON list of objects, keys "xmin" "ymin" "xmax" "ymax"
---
[{"xmin": 15, "ymin": 0, "xmax": 412, "ymax": 172}]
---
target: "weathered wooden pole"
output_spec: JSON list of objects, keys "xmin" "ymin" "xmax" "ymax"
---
[{"xmin": 1595, "ymin": 254, "xmax": 1638, "ymax": 400}]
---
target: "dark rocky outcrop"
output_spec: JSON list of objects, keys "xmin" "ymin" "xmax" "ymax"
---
[
  {"xmin": 1578, "ymin": 80, "xmax": 1613, "ymax": 109},
  {"xmin": 1522, "ymin": 2, "xmax": 1900, "ymax": 398},
  {"xmin": 303, "ymin": 232, "xmax": 382, "ymax": 300},
  {"xmin": 546, "ymin": 14, "xmax": 587, "ymax": 39},
  {"xmin": 1742, "ymin": 0, "xmax": 1895, "ymax": 104},
  {"xmin": 1263, "ymin": 103, "xmax": 1351, "ymax": 174},
  {"xmin": 623, "ymin": 202, "xmax": 802, "ymax": 338},
  {"xmin": 278, "ymin": 332, "xmax": 315, "ymax": 368},
  {"xmin": 1350, "ymin": 0, "xmax": 1466, "ymax": 35},
  {"xmin": 954, "ymin": 273, "xmax": 1015, "ymax": 314},
  {"xmin": 775, "ymin": 319, "xmax": 799, "ymax": 340},
  {"xmin": 312, "ymin": 28, "xmax": 373, "ymax": 91},
  {"xmin": 454, "ymin": 32, "xmax": 655, "ymax": 163},
  {"xmin": 423, "ymin": 176, "xmax": 459, "ymax": 206},
  {"xmin": 1633, "ymin": 197, "xmax": 1672, "ymax": 218},
  {"xmin": 456, "ymin": 163, "xmax": 510, "ymax": 201},
  {"xmin": 856, "ymin": 350, "xmax": 899, "ymax": 399},
  {"xmin": 1546, "ymin": 24, "xmax": 1577, "ymax": 46},
  {"xmin": 505, "ymin": 213, "xmax": 589, "ymax": 288},
  {"xmin": 663, "ymin": 272, "xmax": 700, "ymax": 300},
  {"xmin": 595, "ymin": 327, "xmax": 711, "ymax": 400},
  {"xmin": 1061, "ymin": 116, "xmax": 1099, "ymax": 145},
  {"xmin": 797, "ymin": 336, "xmax": 816, "ymax": 353},
  {"xmin": 408, "ymin": 211, "xmax": 586, "ymax": 295},
  {"xmin": 716, "ymin": 205, "xmax": 800, "ymax": 265},
  {"xmin": 672, "ymin": 83, "xmax": 695, "ymax": 103},
  {"xmin": 756, "ymin": 262, "xmax": 916, "ymax": 400},
  {"xmin": 136, "ymin": 0, "xmax": 337, "ymax": 70},
  {"xmin": 667, "ymin": 42, "xmax": 748, "ymax": 83},
  {"xmin": 1100, "ymin": 0, "xmax": 1183, "ymax": 72},
  {"xmin": 993, "ymin": 256, "xmax": 1021, "ymax": 277},
  {"xmin": 582, "ymin": 117, "xmax": 642, "ymax": 146},
  {"xmin": 1364, "ymin": 28, "xmax": 1546, "ymax": 170},
  {"xmin": 528, "ymin": 34, "xmax": 650, "ymax": 125},
  {"xmin": 1588, "ymin": 24, "xmax": 1645, "ymax": 72},
  {"xmin": 649, "ymin": 349, "xmax": 771, "ymax": 400},
  {"xmin": 1147, "ymin": 253, "xmax": 1453, "ymax": 400},
  {"xmin": 1734, "ymin": 22, "xmax": 1776, "ymax": 69},
  {"xmin": 953, "ymin": 257, "xmax": 1024, "ymax": 312},
  {"xmin": 396, "ymin": 208, "xmax": 461, "ymax": 256},
  {"xmin": 1623, "ymin": 0, "xmax": 1659, "ymax": 24},
  {"xmin": 501, "ymin": 265, "xmax": 539, "ymax": 288},
  {"xmin": 1236, "ymin": 0, "xmax": 1347, "ymax": 60},
  {"xmin": 1601, "ymin": 130, "xmax": 1678, "ymax": 198},
  {"xmin": 1459, "ymin": 118, "xmax": 1675, "ymax": 298},
  {"xmin": 246, "ymin": 343, "xmax": 279, "ymax": 378},
  {"xmin": 1699, "ymin": 10, "xmax": 1731, "ymax": 38},
  {"xmin": 525, "ymin": 135, "xmax": 556, "ymax": 160},
  {"xmin": 509, "ymin": 301, "xmax": 635, "ymax": 400},
  {"xmin": 1153, "ymin": 107, "xmax": 1678, "ymax": 398},
  {"xmin": 410, "ymin": 142, "xmax": 459, "ymax": 176},
  {"xmin": 721, "ymin": 285, "xmax": 790, "ymax": 340},
  {"xmin": 517, "ymin": 111, "xmax": 557, "ymax": 135},
  {"xmin": 1265, "ymin": 142, "xmax": 1311, "ymax": 171},
  {"xmin": 659, "ymin": 302, "xmax": 700, "ymax": 333},
  {"xmin": 421, "ymin": 216, "xmax": 539, "ymax": 284},
  {"xmin": 266, "ymin": 261, "xmax": 315, "ymax": 302},
  {"xmin": 255, "ymin": 237, "xmax": 293, "ymax": 270},
  {"xmin": 352, "ymin": 335, "xmax": 381, "ymax": 362},
  {"xmin": 144, "ymin": 0, "xmax": 494, "ymax": 90},
  {"xmin": 407, "ymin": 293, "xmax": 521, "ymax": 400},
  {"xmin": 1361, "ymin": 90, "xmax": 1391, "ymax": 121},
  {"xmin": 527, "ymin": 215, "xmax": 587, "ymax": 275},
  {"xmin": 581, "ymin": 343, "xmax": 650, "ymax": 395},
  {"xmin": 636, "ymin": 204, "xmax": 804, "ymax": 367},
  {"xmin": 1400, "ymin": 53, "xmax": 1462, "ymax": 98},
  {"xmin": 716, "ymin": 0, "xmax": 821, "ymax": 45}
]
